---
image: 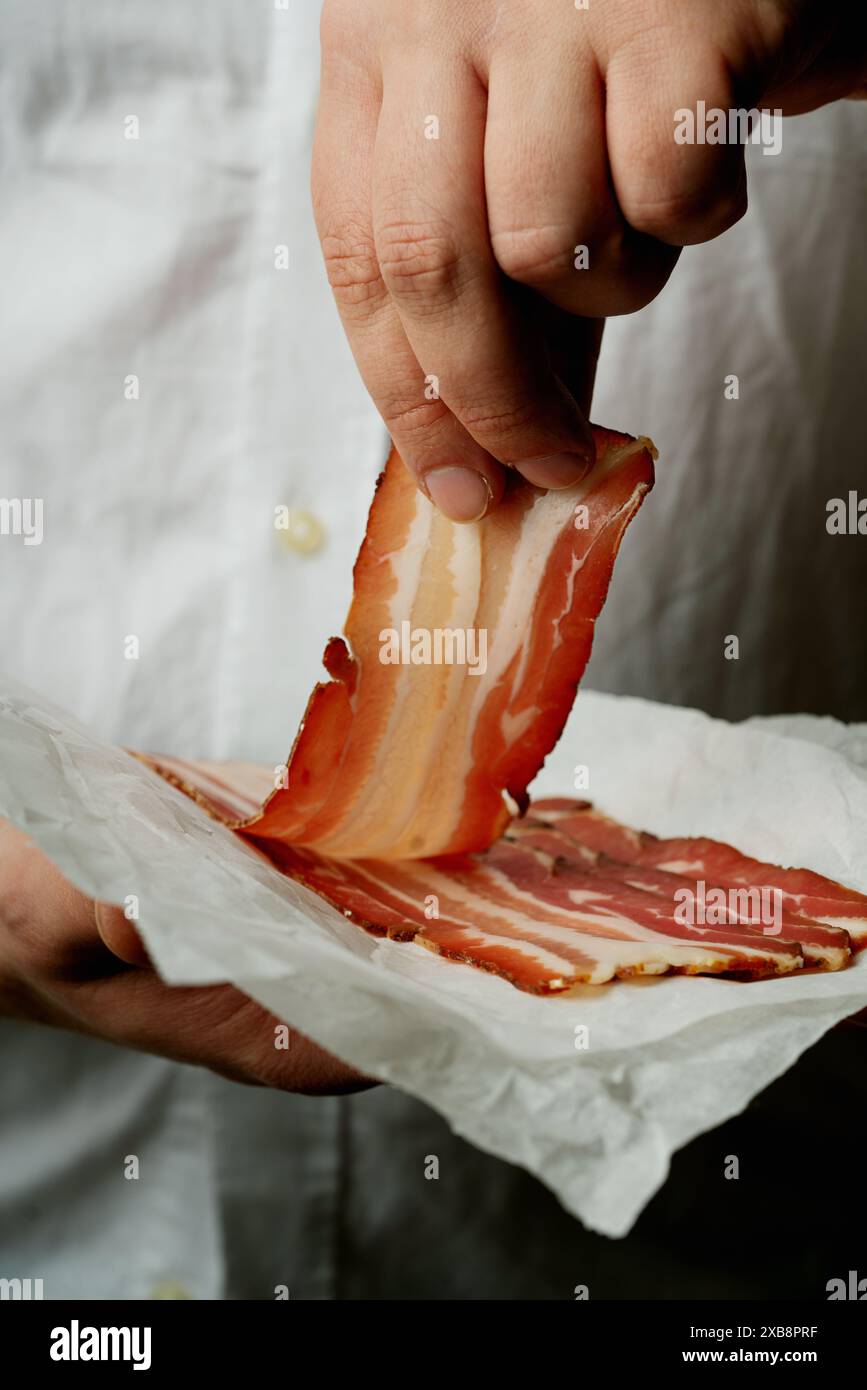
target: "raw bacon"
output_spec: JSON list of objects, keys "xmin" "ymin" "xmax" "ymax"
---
[
  {"xmin": 271, "ymin": 841, "xmax": 804, "ymax": 989},
  {"xmin": 531, "ymin": 800, "xmax": 867, "ymax": 945},
  {"xmin": 505, "ymin": 816, "xmax": 852, "ymax": 970},
  {"xmin": 137, "ymin": 753, "xmax": 842, "ymax": 991},
  {"xmin": 135, "ymin": 432, "xmax": 865, "ymax": 993},
  {"xmin": 230, "ymin": 430, "xmax": 655, "ymax": 860}
]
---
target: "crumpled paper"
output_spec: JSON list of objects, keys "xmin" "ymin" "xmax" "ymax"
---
[{"xmin": 1, "ymin": 676, "xmax": 865, "ymax": 1238}]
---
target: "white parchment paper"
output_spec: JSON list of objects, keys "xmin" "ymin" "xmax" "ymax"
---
[{"xmin": 1, "ymin": 677, "xmax": 865, "ymax": 1237}]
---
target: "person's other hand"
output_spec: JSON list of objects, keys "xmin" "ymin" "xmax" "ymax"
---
[
  {"xmin": 0, "ymin": 819, "xmax": 369, "ymax": 1095},
  {"xmin": 313, "ymin": 0, "xmax": 866, "ymax": 519}
]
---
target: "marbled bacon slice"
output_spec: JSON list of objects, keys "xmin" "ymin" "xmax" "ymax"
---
[
  {"xmin": 506, "ymin": 817, "xmax": 851, "ymax": 970},
  {"xmin": 187, "ymin": 429, "xmax": 654, "ymax": 860},
  {"xmin": 132, "ymin": 757, "xmax": 806, "ymax": 991},
  {"xmin": 135, "ymin": 427, "xmax": 852, "ymax": 990},
  {"xmin": 319, "ymin": 844, "xmax": 803, "ymax": 987},
  {"xmin": 526, "ymin": 800, "xmax": 866, "ymax": 956}
]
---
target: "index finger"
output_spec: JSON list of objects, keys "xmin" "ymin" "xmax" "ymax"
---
[
  {"xmin": 313, "ymin": 42, "xmax": 506, "ymax": 520},
  {"xmin": 372, "ymin": 53, "xmax": 596, "ymax": 491}
]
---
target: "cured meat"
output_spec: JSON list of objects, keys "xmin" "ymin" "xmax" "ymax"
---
[
  {"xmin": 228, "ymin": 430, "xmax": 655, "ymax": 859},
  {"xmin": 266, "ymin": 840, "xmax": 804, "ymax": 989},
  {"xmin": 505, "ymin": 818, "xmax": 851, "ymax": 970},
  {"xmin": 531, "ymin": 800, "xmax": 867, "ymax": 945},
  {"xmin": 136, "ymin": 754, "xmax": 823, "ymax": 991},
  {"xmin": 134, "ymin": 432, "xmax": 865, "ymax": 992},
  {"xmin": 137, "ymin": 753, "xmax": 866, "ymax": 989}
]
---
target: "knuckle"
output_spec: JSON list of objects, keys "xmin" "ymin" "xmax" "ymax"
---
[
  {"xmin": 379, "ymin": 392, "xmax": 450, "ymax": 439},
  {"xmin": 619, "ymin": 187, "xmax": 690, "ymax": 241},
  {"xmin": 375, "ymin": 220, "xmax": 462, "ymax": 303},
  {"xmin": 491, "ymin": 224, "xmax": 573, "ymax": 285},
  {"xmin": 459, "ymin": 395, "xmax": 538, "ymax": 445},
  {"xmin": 198, "ymin": 990, "xmax": 279, "ymax": 1086},
  {"xmin": 319, "ymin": 222, "xmax": 386, "ymax": 317},
  {"xmin": 621, "ymin": 179, "xmax": 747, "ymax": 245}
]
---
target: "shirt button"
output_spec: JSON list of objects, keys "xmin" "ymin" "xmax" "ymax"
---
[
  {"xmin": 278, "ymin": 508, "xmax": 325, "ymax": 555},
  {"xmin": 150, "ymin": 1281, "xmax": 193, "ymax": 1300}
]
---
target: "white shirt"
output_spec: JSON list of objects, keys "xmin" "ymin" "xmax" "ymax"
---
[{"xmin": 1, "ymin": 0, "xmax": 865, "ymax": 1299}]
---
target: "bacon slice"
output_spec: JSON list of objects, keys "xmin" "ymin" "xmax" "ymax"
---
[
  {"xmin": 137, "ymin": 753, "xmax": 863, "ymax": 987},
  {"xmin": 506, "ymin": 819, "xmax": 851, "ymax": 970},
  {"xmin": 134, "ymin": 749, "xmax": 859, "ymax": 988},
  {"xmin": 225, "ymin": 431, "xmax": 655, "ymax": 859},
  {"xmin": 133, "ymin": 432, "xmax": 863, "ymax": 992},
  {"xmin": 135, "ymin": 754, "xmax": 810, "ymax": 991},
  {"xmin": 270, "ymin": 843, "xmax": 804, "ymax": 990},
  {"xmin": 528, "ymin": 800, "xmax": 867, "ymax": 948}
]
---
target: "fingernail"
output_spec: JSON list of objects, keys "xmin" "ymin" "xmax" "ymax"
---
[
  {"xmin": 515, "ymin": 449, "xmax": 594, "ymax": 490},
  {"xmin": 425, "ymin": 467, "xmax": 492, "ymax": 522}
]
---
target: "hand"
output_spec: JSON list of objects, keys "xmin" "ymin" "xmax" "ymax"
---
[
  {"xmin": 0, "ymin": 819, "xmax": 370, "ymax": 1095},
  {"xmin": 313, "ymin": 0, "xmax": 866, "ymax": 520}
]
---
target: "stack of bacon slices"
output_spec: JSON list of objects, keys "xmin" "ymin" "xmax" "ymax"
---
[{"xmin": 138, "ymin": 429, "xmax": 867, "ymax": 993}]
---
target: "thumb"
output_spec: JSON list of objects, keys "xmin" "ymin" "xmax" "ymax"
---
[{"xmin": 94, "ymin": 901, "xmax": 151, "ymax": 968}]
